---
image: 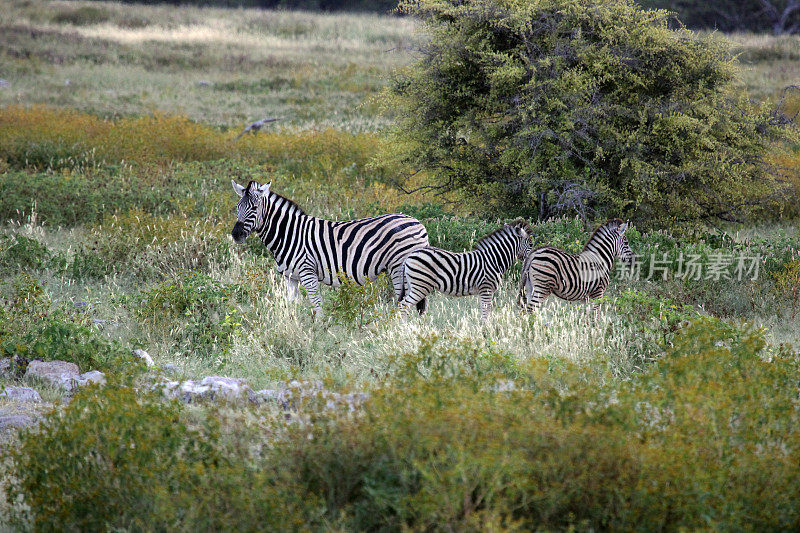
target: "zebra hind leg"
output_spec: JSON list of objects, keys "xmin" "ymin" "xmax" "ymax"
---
[
  {"xmin": 416, "ymin": 298, "xmax": 428, "ymax": 315},
  {"xmin": 285, "ymin": 276, "xmax": 301, "ymax": 302}
]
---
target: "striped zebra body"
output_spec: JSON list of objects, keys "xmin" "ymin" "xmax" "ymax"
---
[
  {"xmin": 231, "ymin": 180, "xmax": 429, "ymax": 316},
  {"xmin": 398, "ymin": 220, "xmax": 532, "ymax": 321},
  {"xmin": 517, "ymin": 219, "xmax": 633, "ymax": 312}
]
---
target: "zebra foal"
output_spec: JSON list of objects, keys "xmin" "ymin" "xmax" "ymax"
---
[
  {"xmin": 398, "ymin": 220, "xmax": 533, "ymax": 322},
  {"xmin": 517, "ymin": 218, "xmax": 633, "ymax": 313},
  {"xmin": 230, "ymin": 180, "xmax": 430, "ymax": 317}
]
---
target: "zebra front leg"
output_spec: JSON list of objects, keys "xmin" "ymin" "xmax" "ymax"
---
[
  {"xmin": 479, "ymin": 288, "xmax": 495, "ymax": 322},
  {"xmin": 299, "ymin": 270, "xmax": 324, "ymax": 318},
  {"xmin": 587, "ymin": 288, "xmax": 605, "ymax": 322}
]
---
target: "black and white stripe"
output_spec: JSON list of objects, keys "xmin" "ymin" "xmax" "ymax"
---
[
  {"xmin": 231, "ymin": 180, "xmax": 430, "ymax": 316},
  {"xmin": 398, "ymin": 220, "xmax": 532, "ymax": 321},
  {"xmin": 517, "ymin": 218, "xmax": 633, "ymax": 312}
]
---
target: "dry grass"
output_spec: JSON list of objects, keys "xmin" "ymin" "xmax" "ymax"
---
[
  {"xmin": 725, "ymin": 32, "xmax": 800, "ymax": 102},
  {"xmin": 0, "ymin": 0, "xmax": 416, "ymax": 131}
]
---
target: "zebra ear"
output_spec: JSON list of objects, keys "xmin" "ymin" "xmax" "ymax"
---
[
  {"xmin": 231, "ymin": 180, "xmax": 245, "ymax": 197},
  {"xmin": 618, "ymin": 221, "xmax": 629, "ymax": 234},
  {"xmin": 259, "ymin": 181, "xmax": 271, "ymax": 194}
]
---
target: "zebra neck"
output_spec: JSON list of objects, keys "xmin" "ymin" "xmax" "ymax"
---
[
  {"xmin": 258, "ymin": 206, "xmax": 313, "ymax": 265},
  {"xmin": 477, "ymin": 238, "xmax": 516, "ymax": 274},
  {"xmin": 579, "ymin": 248, "xmax": 614, "ymax": 273}
]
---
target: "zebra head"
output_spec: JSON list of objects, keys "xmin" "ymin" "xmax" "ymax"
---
[
  {"xmin": 231, "ymin": 179, "xmax": 271, "ymax": 244},
  {"xmin": 505, "ymin": 219, "xmax": 533, "ymax": 260},
  {"xmin": 616, "ymin": 220, "xmax": 634, "ymax": 263},
  {"xmin": 513, "ymin": 226, "xmax": 533, "ymax": 260}
]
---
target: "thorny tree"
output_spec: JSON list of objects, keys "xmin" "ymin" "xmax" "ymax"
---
[{"xmin": 380, "ymin": 0, "xmax": 797, "ymax": 226}]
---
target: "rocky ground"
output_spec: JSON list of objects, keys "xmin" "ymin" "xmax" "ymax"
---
[{"xmin": 0, "ymin": 351, "xmax": 368, "ymax": 441}]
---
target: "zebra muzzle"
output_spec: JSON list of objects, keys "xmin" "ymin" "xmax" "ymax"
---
[{"xmin": 231, "ymin": 222, "xmax": 248, "ymax": 243}]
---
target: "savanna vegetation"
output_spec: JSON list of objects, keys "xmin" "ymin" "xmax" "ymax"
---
[{"xmin": 1, "ymin": 0, "xmax": 799, "ymax": 529}]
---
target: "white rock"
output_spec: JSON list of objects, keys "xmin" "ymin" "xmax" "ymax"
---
[
  {"xmin": 0, "ymin": 386, "xmax": 42, "ymax": 403},
  {"xmin": 162, "ymin": 376, "xmax": 250, "ymax": 403},
  {"xmin": 25, "ymin": 360, "xmax": 81, "ymax": 391},
  {"xmin": 249, "ymin": 389, "xmax": 280, "ymax": 404},
  {"xmin": 133, "ymin": 349, "xmax": 155, "ymax": 367},
  {"xmin": 78, "ymin": 370, "xmax": 106, "ymax": 387},
  {"xmin": 0, "ymin": 414, "xmax": 34, "ymax": 431},
  {"xmin": 199, "ymin": 376, "xmax": 249, "ymax": 401}
]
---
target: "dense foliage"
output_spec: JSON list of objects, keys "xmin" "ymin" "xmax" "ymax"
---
[
  {"xmin": 382, "ymin": 0, "xmax": 796, "ymax": 225},
  {"xmin": 8, "ymin": 321, "xmax": 800, "ymax": 529},
  {"xmin": 642, "ymin": 0, "xmax": 800, "ymax": 34}
]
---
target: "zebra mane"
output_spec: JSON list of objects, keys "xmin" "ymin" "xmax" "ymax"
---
[
  {"xmin": 584, "ymin": 218, "xmax": 623, "ymax": 250},
  {"xmin": 247, "ymin": 181, "xmax": 306, "ymax": 215},
  {"xmin": 475, "ymin": 218, "xmax": 533, "ymax": 250}
]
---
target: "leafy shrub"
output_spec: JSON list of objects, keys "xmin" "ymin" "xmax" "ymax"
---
[
  {"xmin": 0, "ymin": 234, "xmax": 52, "ymax": 272},
  {"xmin": 0, "ymin": 308, "xmax": 134, "ymax": 374},
  {"xmin": 0, "ymin": 169, "xmax": 178, "ymax": 227},
  {"xmin": 67, "ymin": 247, "xmax": 110, "ymax": 280},
  {"xmin": 610, "ymin": 289, "xmax": 702, "ymax": 345},
  {"xmin": 773, "ymin": 259, "xmax": 800, "ymax": 318},
  {"xmin": 266, "ymin": 320, "xmax": 800, "ymax": 530},
  {"xmin": 6, "ymin": 321, "xmax": 800, "ymax": 529},
  {"xmin": 133, "ymin": 272, "xmax": 243, "ymax": 363},
  {"xmin": 382, "ymin": 0, "xmax": 796, "ymax": 225},
  {"xmin": 325, "ymin": 273, "xmax": 391, "ymax": 329},
  {"xmin": 6, "ymin": 383, "xmax": 312, "ymax": 531}
]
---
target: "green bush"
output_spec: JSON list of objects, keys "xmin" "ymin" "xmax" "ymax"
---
[
  {"xmin": 0, "ymin": 234, "xmax": 53, "ymax": 272},
  {"xmin": 6, "ymin": 383, "xmax": 313, "ymax": 531},
  {"xmin": 266, "ymin": 320, "xmax": 800, "ymax": 530},
  {"xmin": 133, "ymin": 272, "xmax": 243, "ymax": 364},
  {"xmin": 67, "ymin": 247, "xmax": 110, "ymax": 280},
  {"xmin": 609, "ymin": 289, "xmax": 701, "ymax": 344},
  {"xmin": 773, "ymin": 259, "xmax": 800, "ymax": 318},
  {"xmin": 325, "ymin": 273, "xmax": 391, "ymax": 329},
  {"xmin": 0, "ymin": 170, "xmax": 178, "ymax": 227},
  {"xmin": 382, "ymin": 0, "xmax": 796, "ymax": 225},
  {"xmin": 0, "ymin": 310, "xmax": 134, "ymax": 374},
  {"xmin": 5, "ymin": 321, "xmax": 800, "ymax": 529}
]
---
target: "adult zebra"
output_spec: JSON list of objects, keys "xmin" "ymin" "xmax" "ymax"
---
[
  {"xmin": 231, "ymin": 180, "xmax": 430, "ymax": 316},
  {"xmin": 517, "ymin": 218, "xmax": 634, "ymax": 313},
  {"xmin": 398, "ymin": 220, "xmax": 533, "ymax": 322}
]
